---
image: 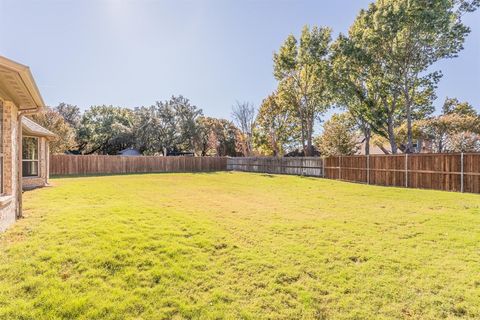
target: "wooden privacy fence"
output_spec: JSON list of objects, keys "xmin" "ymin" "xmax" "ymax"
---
[
  {"xmin": 50, "ymin": 155, "xmax": 227, "ymax": 176},
  {"xmin": 227, "ymin": 157, "xmax": 324, "ymax": 177},
  {"xmin": 228, "ymin": 154, "xmax": 480, "ymax": 194},
  {"xmin": 325, "ymin": 153, "xmax": 480, "ymax": 193}
]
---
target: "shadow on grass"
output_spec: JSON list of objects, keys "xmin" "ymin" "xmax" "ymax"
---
[
  {"xmin": 22, "ymin": 185, "xmax": 54, "ymax": 193},
  {"xmin": 260, "ymin": 174, "xmax": 276, "ymax": 178},
  {"xmin": 51, "ymin": 170, "xmax": 229, "ymax": 179}
]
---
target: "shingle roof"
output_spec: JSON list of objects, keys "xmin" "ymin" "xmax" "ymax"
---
[{"xmin": 22, "ymin": 117, "xmax": 56, "ymax": 138}]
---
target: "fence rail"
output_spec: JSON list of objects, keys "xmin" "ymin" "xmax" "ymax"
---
[
  {"xmin": 50, "ymin": 155, "xmax": 227, "ymax": 176},
  {"xmin": 228, "ymin": 154, "xmax": 480, "ymax": 194},
  {"xmin": 50, "ymin": 154, "xmax": 480, "ymax": 193},
  {"xmin": 227, "ymin": 157, "xmax": 324, "ymax": 177}
]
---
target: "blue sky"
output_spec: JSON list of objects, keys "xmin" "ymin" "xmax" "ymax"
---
[{"xmin": 0, "ymin": 0, "xmax": 479, "ymax": 120}]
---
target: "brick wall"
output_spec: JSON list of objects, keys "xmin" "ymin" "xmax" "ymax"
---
[{"xmin": 0, "ymin": 99, "xmax": 20, "ymax": 231}]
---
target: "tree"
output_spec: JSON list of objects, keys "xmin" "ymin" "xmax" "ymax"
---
[
  {"xmin": 29, "ymin": 107, "xmax": 77, "ymax": 154},
  {"xmin": 442, "ymin": 97, "xmax": 478, "ymax": 116},
  {"xmin": 54, "ymin": 103, "xmax": 81, "ymax": 129},
  {"xmin": 341, "ymin": 0, "xmax": 478, "ymax": 153},
  {"xmin": 273, "ymin": 25, "xmax": 333, "ymax": 156},
  {"xmin": 331, "ymin": 34, "xmax": 380, "ymax": 155},
  {"xmin": 171, "ymin": 96, "xmax": 203, "ymax": 152},
  {"xmin": 133, "ymin": 106, "xmax": 162, "ymax": 155},
  {"xmin": 78, "ymin": 105, "xmax": 135, "ymax": 154},
  {"xmin": 333, "ymin": 7, "xmax": 430, "ymax": 154},
  {"xmin": 231, "ymin": 101, "xmax": 255, "ymax": 155},
  {"xmin": 314, "ymin": 113, "xmax": 360, "ymax": 156},
  {"xmin": 194, "ymin": 117, "xmax": 241, "ymax": 156},
  {"xmin": 419, "ymin": 97, "xmax": 480, "ymax": 152},
  {"xmin": 134, "ymin": 103, "xmax": 177, "ymax": 156},
  {"xmin": 194, "ymin": 116, "xmax": 213, "ymax": 156},
  {"xmin": 134, "ymin": 96, "xmax": 202, "ymax": 155},
  {"xmin": 444, "ymin": 132, "xmax": 480, "ymax": 152},
  {"xmin": 214, "ymin": 119, "xmax": 242, "ymax": 156},
  {"xmin": 253, "ymin": 93, "xmax": 299, "ymax": 156}
]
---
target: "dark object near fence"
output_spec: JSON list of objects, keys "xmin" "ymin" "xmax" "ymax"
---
[
  {"xmin": 228, "ymin": 154, "xmax": 480, "ymax": 194},
  {"xmin": 50, "ymin": 155, "xmax": 227, "ymax": 176},
  {"xmin": 284, "ymin": 148, "xmax": 321, "ymax": 157},
  {"xmin": 167, "ymin": 151, "xmax": 195, "ymax": 157}
]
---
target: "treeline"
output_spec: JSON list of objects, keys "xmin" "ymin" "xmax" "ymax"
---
[
  {"xmin": 313, "ymin": 98, "xmax": 480, "ymax": 156},
  {"xmin": 32, "ymin": 97, "xmax": 245, "ymax": 156},
  {"xmin": 34, "ymin": 0, "xmax": 480, "ymax": 156}
]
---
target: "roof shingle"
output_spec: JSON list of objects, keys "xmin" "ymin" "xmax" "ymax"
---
[{"xmin": 22, "ymin": 117, "xmax": 56, "ymax": 138}]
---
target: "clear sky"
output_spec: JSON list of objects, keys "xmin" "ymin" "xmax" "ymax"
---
[{"xmin": 0, "ymin": 0, "xmax": 479, "ymax": 120}]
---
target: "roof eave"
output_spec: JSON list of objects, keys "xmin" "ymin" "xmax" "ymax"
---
[
  {"xmin": 23, "ymin": 129, "xmax": 57, "ymax": 139},
  {"xmin": 0, "ymin": 56, "xmax": 45, "ymax": 110}
]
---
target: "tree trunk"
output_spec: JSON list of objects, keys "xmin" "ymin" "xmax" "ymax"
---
[
  {"xmin": 305, "ymin": 119, "xmax": 314, "ymax": 156},
  {"xmin": 306, "ymin": 137, "xmax": 313, "ymax": 156},
  {"xmin": 416, "ymin": 138, "xmax": 423, "ymax": 153},
  {"xmin": 300, "ymin": 121, "xmax": 307, "ymax": 156},
  {"xmin": 438, "ymin": 133, "xmax": 444, "ymax": 153},
  {"xmin": 387, "ymin": 115, "xmax": 398, "ymax": 154},
  {"xmin": 364, "ymin": 128, "xmax": 371, "ymax": 156},
  {"xmin": 406, "ymin": 103, "xmax": 413, "ymax": 153},
  {"xmin": 404, "ymin": 78, "xmax": 414, "ymax": 154},
  {"xmin": 272, "ymin": 135, "xmax": 279, "ymax": 157},
  {"xmin": 377, "ymin": 143, "xmax": 391, "ymax": 155}
]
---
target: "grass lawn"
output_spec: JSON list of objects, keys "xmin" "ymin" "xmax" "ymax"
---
[{"xmin": 0, "ymin": 172, "xmax": 479, "ymax": 319}]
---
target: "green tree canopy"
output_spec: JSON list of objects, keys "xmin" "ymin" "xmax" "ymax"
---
[
  {"xmin": 419, "ymin": 97, "xmax": 480, "ymax": 152},
  {"xmin": 333, "ymin": 0, "xmax": 478, "ymax": 154},
  {"xmin": 195, "ymin": 116, "xmax": 241, "ymax": 156},
  {"xmin": 253, "ymin": 93, "xmax": 299, "ymax": 156},
  {"xmin": 314, "ymin": 113, "xmax": 360, "ymax": 156},
  {"xmin": 273, "ymin": 25, "xmax": 333, "ymax": 156},
  {"xmin": 54, "ymin": 103, "xmax": 81, "ymax": 129},
  {"xmin": 134, "ymin": 96, "xmax": 203, "ymax": 156},
  {"xmin": 30, "ymin": 107, "xmax": 77, "ymax": 154},
  {"xmin": 78, "ymin": 105, "xmax": 135, "ymax": 155}
]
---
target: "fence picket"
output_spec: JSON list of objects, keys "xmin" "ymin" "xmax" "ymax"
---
[
  {"xmin": 227, "ymin": 154, "xmax": 480, "ymax": 194},
  {"xmin": 50, "ymin": 154, "xmax": 480, "ymax": 194},
  {"xmin": 50, "ymin": 155, "xmax": 227, "ymax": 176}
]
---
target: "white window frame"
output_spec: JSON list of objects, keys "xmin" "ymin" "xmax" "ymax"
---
[{"xmin": 22, "ymin": 136, "xmax": 40, "ymax": 178}]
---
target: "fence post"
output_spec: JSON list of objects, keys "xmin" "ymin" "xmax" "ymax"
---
[
  {"xmin": 339, "ymin": 156, "xmax": 342, "ymax": 180},
  {"xmin": 461, "ymin": 152, "xmax": 464, "ymax": 193},
  {"xmin": 405, "ymin": 154, "xmax": 408, "ymax": 188},
  {"xmin": 367, "ymin": 155, "xmax": 370, "ymax": 185},
  {"xmin": 321, "ymin": 157, "xmax": 325, "ymax": 178}
]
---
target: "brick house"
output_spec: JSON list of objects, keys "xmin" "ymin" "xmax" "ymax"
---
[
  {"xmin": 22, "ymin": 117, "xmax": 55, "ymax": 190},
  {"xmin": 0, "ymin": 56, "xmax": 45, "ymax": 231}
]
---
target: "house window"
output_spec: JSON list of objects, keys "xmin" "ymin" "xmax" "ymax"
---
[{"xmin": 22, "ymin": 137, "xmax": 39, "ymax": 177}]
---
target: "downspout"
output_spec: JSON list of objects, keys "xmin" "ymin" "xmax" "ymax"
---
[
  {"xmin": 16, "ymin": 108, "xmax": 38, "ymax": 219},
  {"xmin": 46, "ymin": 140, "xmax": 50, "ymax": 185}
]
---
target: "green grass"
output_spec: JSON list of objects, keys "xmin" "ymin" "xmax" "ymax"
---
[{"xmin": 0, "ymin": 172, "xmax": 479, "ymax": 319}]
